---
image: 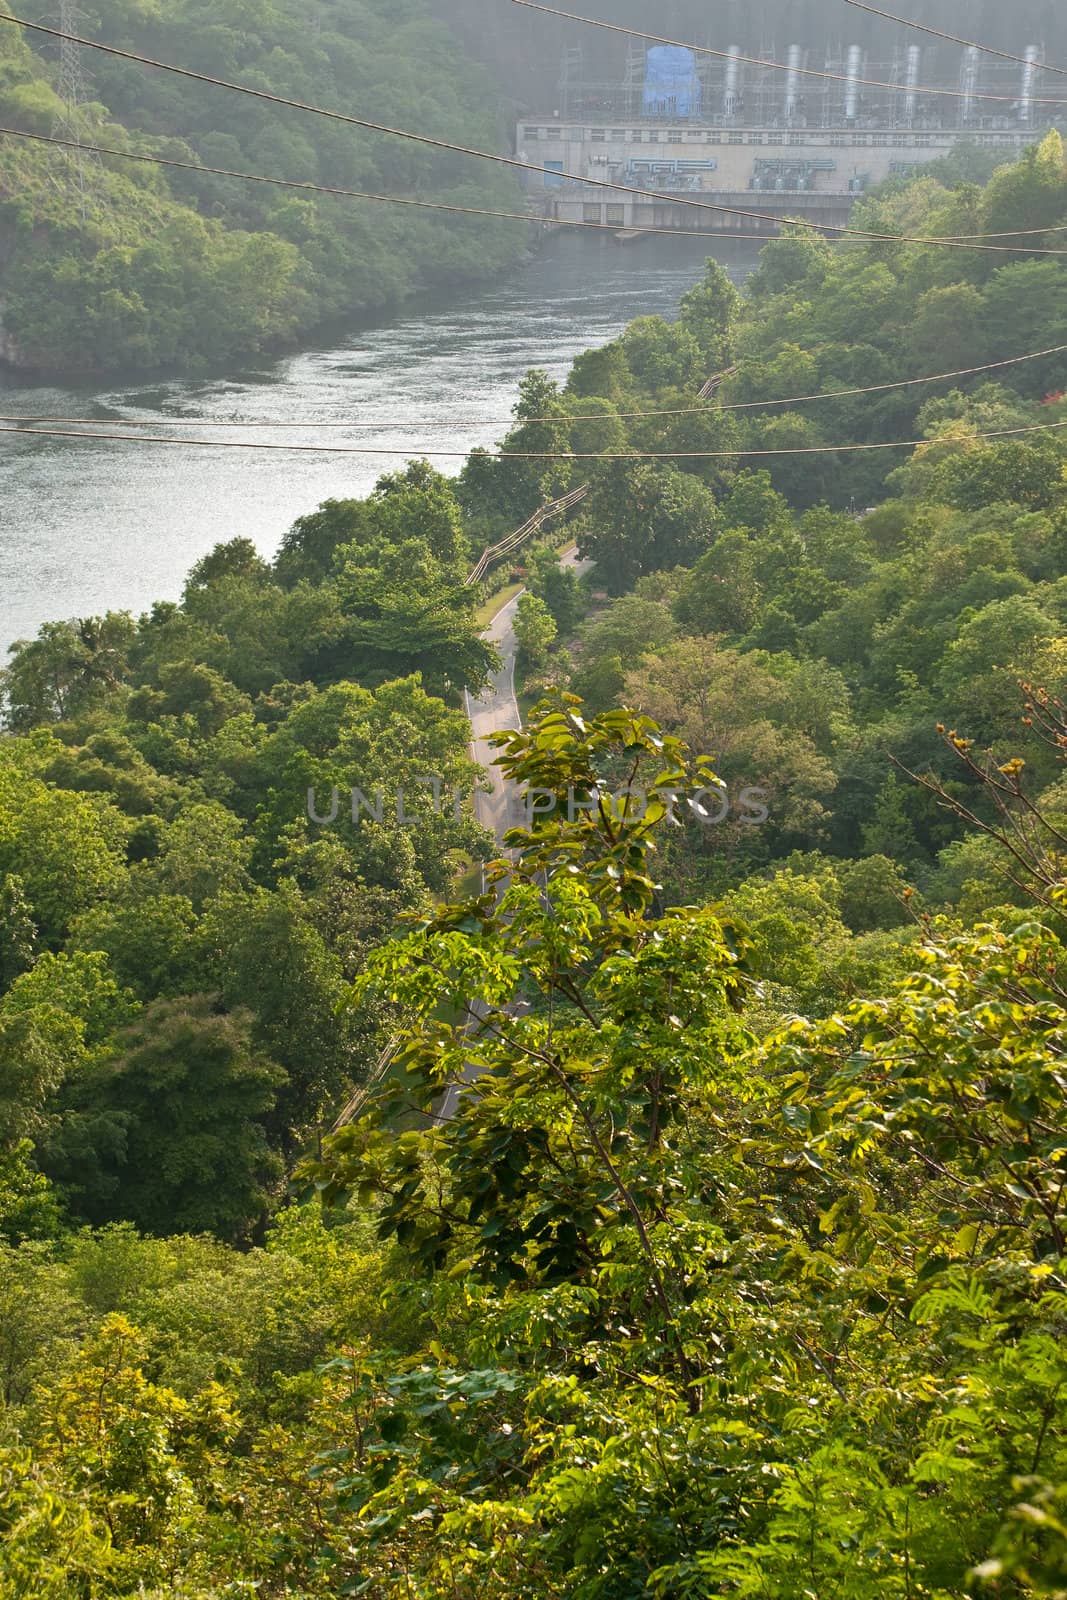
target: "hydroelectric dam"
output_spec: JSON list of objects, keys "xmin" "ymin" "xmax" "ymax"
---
[{"xmin": 517, "ymin": 36, "xmax": 1060, "ymax": 234}]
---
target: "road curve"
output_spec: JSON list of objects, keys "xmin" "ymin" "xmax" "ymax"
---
[
  {"xmin": 465, "ymin": 589, "xmax": 525, "ymax": 846},
  {"xmin": 438, "ymin": 552, "xmax": 590, "ymax": 1122},
  {"xmin": 465, "ymin": 549, "xmax": 591, "ymax": 847}
]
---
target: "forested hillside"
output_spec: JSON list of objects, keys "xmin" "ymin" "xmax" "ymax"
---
[
  {"xmin": 0, "ymin": 0, "xmax": 524, "ymax": 372},
  {"xmin": 3, "ymin": 142, "xmax": 1067, "ymax": 1595}
]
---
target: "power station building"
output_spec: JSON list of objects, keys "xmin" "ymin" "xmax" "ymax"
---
[{"xmin": 518, "ymin": 40, "xmax": 1059, "ymax": 233}]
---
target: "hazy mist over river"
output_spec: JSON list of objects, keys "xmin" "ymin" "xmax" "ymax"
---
[{"xmin": 0, "ymin": 234, "xmax": 759, "ymax": 654}]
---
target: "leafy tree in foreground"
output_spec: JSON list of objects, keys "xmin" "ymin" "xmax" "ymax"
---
[{"xmin": 297, "ymin": 698, "xmax": 1067, "ymax": 1599}]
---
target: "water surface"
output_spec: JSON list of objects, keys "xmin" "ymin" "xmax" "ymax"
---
[{"xmin": 0, "ymin": 233, "xmax": 759, "ymax": 652}]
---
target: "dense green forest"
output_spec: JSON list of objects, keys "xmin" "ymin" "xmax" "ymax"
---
[
  {"xmin": 0, "ymin": 0, "xmax": 525, "ymax": 372},
  {"xmin": 3, "ymin": 141, "xmax": 1067, "ymax": 1594}
]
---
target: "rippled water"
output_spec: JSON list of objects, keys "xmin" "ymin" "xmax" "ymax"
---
[{"xmin": 0, "ymin": 232, "xmax": 759, "ymax": 653}]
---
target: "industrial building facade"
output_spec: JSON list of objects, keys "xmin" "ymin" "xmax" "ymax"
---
[{"xmin": 518, "ymin": 40, "xmax": 1059, "ymax": 232}]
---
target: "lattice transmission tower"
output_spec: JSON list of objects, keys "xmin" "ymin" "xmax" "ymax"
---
[{"xmin": 49, "ymin": 0, "xmax": 103, "ymax": 219}]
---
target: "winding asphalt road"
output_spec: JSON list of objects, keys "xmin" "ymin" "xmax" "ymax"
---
[
  {"xmin": 437, "ymin": 551, "xmax": 589, "ymax": 1122},
  {"xmin": 465, "ymin": 549, "xmax": 591, "ymax": 846},
  {"xmin": 466, "ymin": 587, "xmax": 526, "ymax": 845}
]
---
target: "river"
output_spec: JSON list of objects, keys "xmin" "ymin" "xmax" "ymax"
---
[{"xmin": 0, "ymin": 232, "xmax": 760, "ymax": 654}]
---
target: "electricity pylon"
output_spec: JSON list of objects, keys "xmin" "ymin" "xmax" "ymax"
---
[{"xmin": 49, "ymin": 0, "xmax": 102, "ymax": 220}]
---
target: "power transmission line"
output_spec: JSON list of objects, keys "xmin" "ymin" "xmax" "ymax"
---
[
  {"xmin": 9, "ymin": 123, "xmax": 950, "ymax": 252},
  {"xmin": 840, "ymin": 0, "xmax": 1067, "ymax": 76},
  {"xmin": 9, "ymin": 125, "xmax": 1067, "ymax": 252},
  {"xmin": 1, "ymin": 125, "xmax": 777, "ymax": 244},
  {"xmin": 2, "ymin": 15, "xmax": 1066, "ymax": 255},
  {"xmin": 11, "ymin": 342, "xmax": 1067, "ymax": 430},
  {"xmin": 1, "ymin": 18, "xmax": 1063, "ymax": 455},
  {"xmin": 510, "ymin": 0, "xmax": 1067, "ymax": 106},
  {"xmin": 4, "ymin": 125, "xmax": 1066, "ymax": 261},
  {"xmin": 3, "ymin": 418, "xmax": 1065, "ymax": 460}
]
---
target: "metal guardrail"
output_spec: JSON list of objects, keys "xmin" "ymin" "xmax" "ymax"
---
[
  {"xmin": 331, "ymin": 1036, "xmax": 402, "ymax": 1131},
  {"xmin": 699, "ymin": 363, "xmax": 738, "ymax": 400},
  {"xmin": 464, "ymin": 485, "xmax": 590, "ymax": 588},
  {"xmin": 463, "ymin": 354, "xmax": 737, "ymax": 584}
]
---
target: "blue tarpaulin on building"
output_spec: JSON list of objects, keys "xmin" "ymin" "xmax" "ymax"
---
[{"xmin": 643, "ymin": 45, "xmax": 701, "ymax": 117}]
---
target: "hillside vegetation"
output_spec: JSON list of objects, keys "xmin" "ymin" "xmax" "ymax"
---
[
  {"xmin": 2, "ymin": 143, "xmax": 1067, "ymax": 1596},
  {"xmin": 0, "ymin": 0, "xmax": 524, "ymax": 372}
]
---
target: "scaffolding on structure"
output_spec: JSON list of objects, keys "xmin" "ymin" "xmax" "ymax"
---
[{"xmin": 553, "ymin": 40, "xmax": 1057, "ymax": 132}]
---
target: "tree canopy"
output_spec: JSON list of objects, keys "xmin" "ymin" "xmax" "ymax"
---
[
  {"xmin": 4, "ymin": 141, "xmax": 1067, "ymax": 1597},
  {"xmin": 0, "ymin": 0, "xmax": 525, "ymax": 372}
]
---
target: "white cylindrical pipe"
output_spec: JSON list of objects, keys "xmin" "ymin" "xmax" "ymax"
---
[
  {"xmin": 724, "ymin": 45, "xmax": 741, "ymax": 118},
  {"xmin": 784, "ymin": 44, "xmax": 802, "ymax": 121},
  {"xmin": 960, "ymin": 44, "xmax": 979, "ymax": 123},
  {"xmin": 844, "ymin": 45, "xmax": 862, "ymax": 121},
  {"xmin": 903, "ymin": 45, "xmax": 920, "ymax": 124},
  {"xmin": 1019, "ymin": 45, "xmax": 1040, "ymax": 126}
]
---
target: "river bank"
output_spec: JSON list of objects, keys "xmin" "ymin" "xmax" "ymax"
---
[{"xmin": 0, "ymin": 232, "xmax": 761, "ymax": 655}]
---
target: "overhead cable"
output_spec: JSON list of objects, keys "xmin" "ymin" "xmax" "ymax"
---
[
  {"xmin": 840, "ymin": 0, "xmax": 1067, "ymax": 76},
  {"xmin": 510, "ymin": 0, "xmax": 1067, "ymax": 106},
  {"xmin": 12, "ymin": 341, "xmax": 1067, "ymax": 431},
  {"xmin": 1, "ymin": 17, "xmax": 1065, "ymax": 254},
  {"xmin": 2, "ymin": 419, "xmax": 1065, "ymax": 460},
  {"xmin": 6, "ymin": 124, "xmax": 1067, "ymax": 257}
]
